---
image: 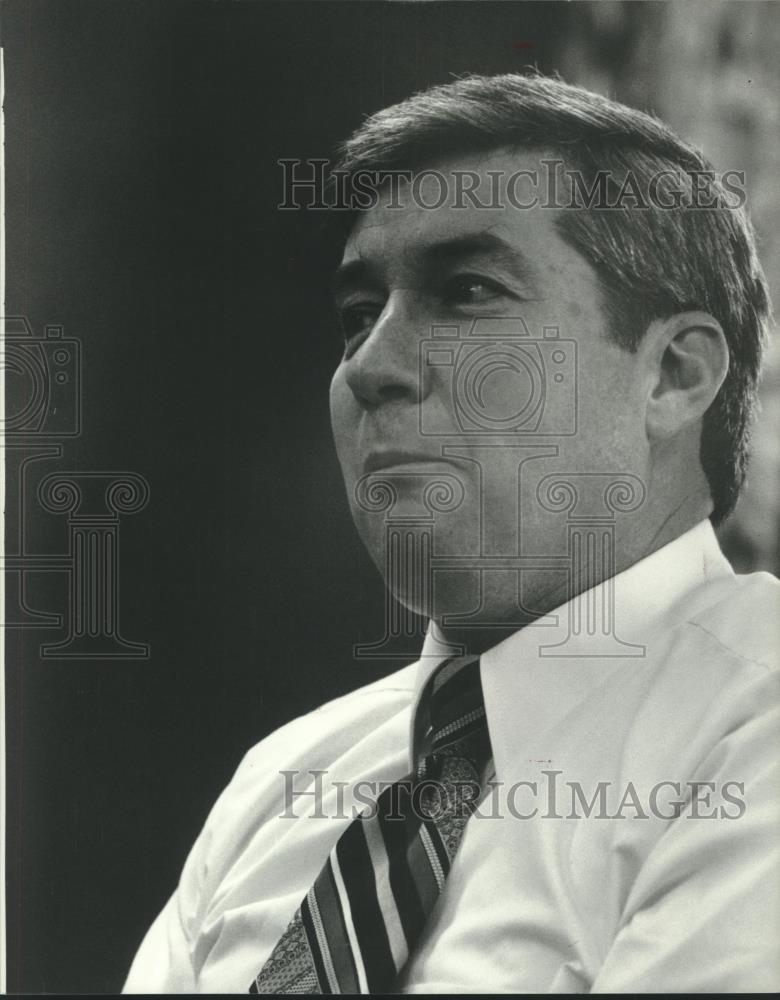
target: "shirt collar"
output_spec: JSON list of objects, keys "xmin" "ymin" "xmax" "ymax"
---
[{"xmin": 409, "ymin": 519, "xmax": 732, "ymax": 780}]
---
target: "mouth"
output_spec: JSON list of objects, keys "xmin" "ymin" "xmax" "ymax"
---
[{"xmin": 363, "ymin": 450, "xmax": 452, "ymax": 475}]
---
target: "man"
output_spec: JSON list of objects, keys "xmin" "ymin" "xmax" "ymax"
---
[{"xmin": 124, "ymin": 74, "xmax": 779, "ymax": 992}]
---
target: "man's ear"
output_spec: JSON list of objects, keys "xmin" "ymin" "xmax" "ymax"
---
[{"xmin": 643, "ymin": 311, "xmax": 729, "ymax": 442}]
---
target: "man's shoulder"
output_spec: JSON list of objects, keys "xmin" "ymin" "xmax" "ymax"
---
[
  {"xmin": 678, "ymin": 567, "xmax": 780, "ymax": 675},
  {"xmin": 308, "ymin": 658, "xmax": 420, "ymax": 717},
  {"xmin": 189, "ymin": 660, "xmax": 420, "ymax": 890},
  {"xmin": 235, "ymin": 658, "xmax": 419, "ymax": 779}
]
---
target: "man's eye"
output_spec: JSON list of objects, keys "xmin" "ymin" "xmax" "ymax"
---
[{"xmin": 444, "ymin": 275, "xmax": 508, "ymax": 305}]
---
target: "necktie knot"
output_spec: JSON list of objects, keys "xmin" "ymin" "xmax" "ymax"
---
[{"xmin": 414, "ymin": 654, "xmax": 488, "ymax": 772}]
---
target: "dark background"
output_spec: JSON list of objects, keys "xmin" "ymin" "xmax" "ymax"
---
[{"xmin": 3, "ymin": 1, "xmax": 778, "ymax": 992}]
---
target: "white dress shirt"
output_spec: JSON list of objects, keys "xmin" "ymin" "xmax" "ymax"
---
[{"xmin": 124, "ymin": 520, "xmax": 780, "ymax": 993}]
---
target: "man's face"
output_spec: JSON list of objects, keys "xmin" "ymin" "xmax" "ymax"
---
[{"xmin": 329, "ymin": 149, "xmax": 650, "ymax": 627}]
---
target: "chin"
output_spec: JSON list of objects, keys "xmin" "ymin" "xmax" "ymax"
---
[{"xmin": 387, "ymin": 568, "xmax": 486, "ymax": 622}]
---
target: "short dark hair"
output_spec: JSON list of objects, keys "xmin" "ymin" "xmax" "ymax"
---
[{"xmin": 331, "ymin": 73, "xmax": 771, "ymax": 524}]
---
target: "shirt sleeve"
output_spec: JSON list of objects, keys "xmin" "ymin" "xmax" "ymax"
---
[
  {"xmin": 121, "ymin": 764, "xmax": 234, "ymax": 995},
  {"xmin": 123, "ymin": 891, "xmax": 198, "ymax": 993},
  {"xmin": 591, "ymin": 678, "xmax": 780, "ymax": 992},
  {"xmin": 121, "ymin": 711, "xmax": 311, "ymax": 994}
]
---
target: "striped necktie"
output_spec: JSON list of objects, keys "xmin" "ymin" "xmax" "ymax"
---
[{"xmin": 250, "ymin": 654, "xmax": 492, "ymax": 994}]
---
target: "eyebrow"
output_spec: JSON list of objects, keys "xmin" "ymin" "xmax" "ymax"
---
[
  {"xmin": 330, "ymin": 258, "xmax": 382, "ymax": 301},
  {"xmin": 330, "ymin": 230, "xmax": 539, "ymax": 300}
]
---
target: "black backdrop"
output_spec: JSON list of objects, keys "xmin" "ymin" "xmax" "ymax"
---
[{"xmin": 1, "ymin": 0, "xmax": 680, "ymax": 992}]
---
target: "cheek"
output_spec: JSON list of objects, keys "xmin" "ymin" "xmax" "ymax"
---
[
  {"xmin": 581, "ymin": 341, "xmax": 644, "ymax": 411},
  {"xmin": 329, "ymin": 369, "xmax": 354, "ymax": 458}
]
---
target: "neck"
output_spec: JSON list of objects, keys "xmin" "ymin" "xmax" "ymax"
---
[{"xmin": 432, "ymin": 494, "xmax": 713, "ymax": 657}]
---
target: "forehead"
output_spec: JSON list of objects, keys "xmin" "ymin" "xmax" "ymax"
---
[{"xmin": 340, "ymin": 148, "xmax": 593, "ymax": 289}]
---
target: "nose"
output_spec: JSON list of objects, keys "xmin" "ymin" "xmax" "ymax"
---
[{"xmin": 342, "ymin": 294, "xmax": 427, "ymax": 409}]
